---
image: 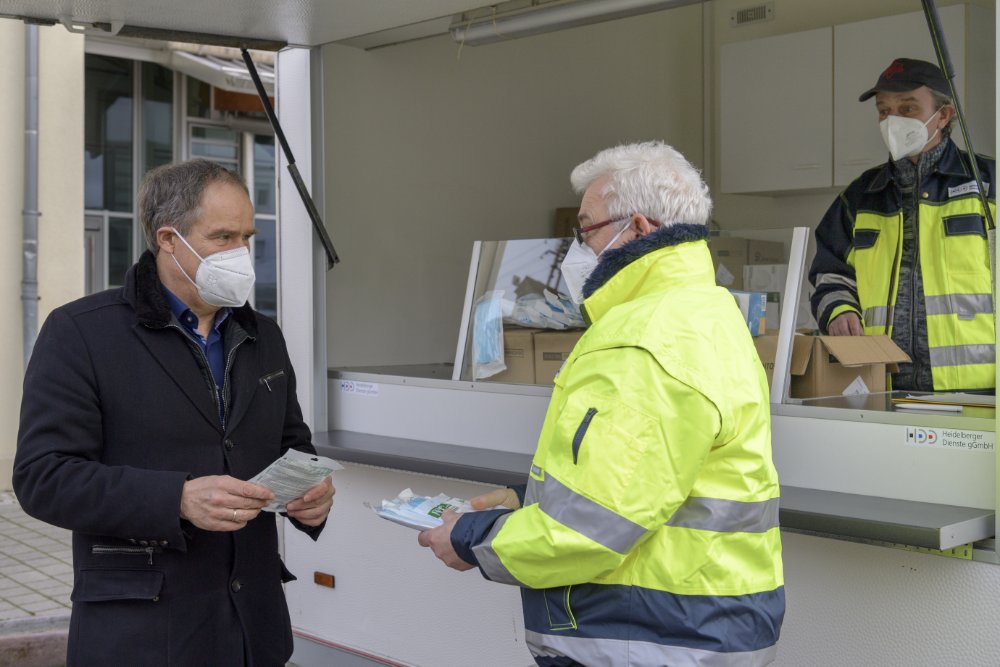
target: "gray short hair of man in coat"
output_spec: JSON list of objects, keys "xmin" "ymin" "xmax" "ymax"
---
[
  {"xmin": 570, "ymin": 141, "xmax": 713, "ymax": 228},
  {"xmin": 138, "ymin": 158, "xmax": 250, "ymax": 253}
]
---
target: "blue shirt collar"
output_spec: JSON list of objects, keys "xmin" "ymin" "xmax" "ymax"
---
[{"xmin": 163, "ymin": 287, "xmax": 231, "ymax": 336}]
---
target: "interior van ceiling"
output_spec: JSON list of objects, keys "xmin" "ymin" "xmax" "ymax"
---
[{"xmin": 0, "ymin": 0, "xmax": 489, "ymax": 48}]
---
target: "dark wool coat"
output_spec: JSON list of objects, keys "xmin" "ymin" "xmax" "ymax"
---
[{"xmin": 13, "ymin": 251, "xmax": 323, "ymax": 666}]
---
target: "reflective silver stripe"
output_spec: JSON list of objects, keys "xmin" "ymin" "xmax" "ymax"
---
[
  {"xmin": 537, "ymin": 474, "xmax": 648, "ymax": 555},
  {"xmin": 526, "ymin": 630, "xmax": 778, "ymax": 667},
  {"xmin": 817, "ymin": 291, "xmax": 858, "ymax": 322},
  {"xmin": 666, "ymin": 496, "xmax": 779, "ymax": 534},
  {"xmin": 925, "ymin": 293, "xmax": 994, "ymax": 317},
  {"xmin": 524, "ymin": 476, "xmax": 542, "ymax": 505},
  {"xmin": 470, "ymin": 512, "xmax": 522, "ymax": 586},
  {"xmin": 929, "ymin": 344, "xmax": 996, "ymax": 367},
  {"xmin": 815, "ymin": 272, "xmax": 857, "ymax": 290},
  {"xmin": 531, "ymin": 464, "xmax": 542, "ymax": 476},
  {"xmin": 863, "ymin": 306, "xmax": 888, "ymax": 327}
]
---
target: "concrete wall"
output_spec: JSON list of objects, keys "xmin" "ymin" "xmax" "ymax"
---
[{"xmin": 0, "ymin": 24, "xmax": 85, "ymax": 490}]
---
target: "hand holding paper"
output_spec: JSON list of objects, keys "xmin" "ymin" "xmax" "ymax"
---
[{"xmin": 248, "ymin": 449, "xmax": 343, "ymax": 513}]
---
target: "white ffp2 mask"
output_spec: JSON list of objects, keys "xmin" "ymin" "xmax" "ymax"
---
[
  {"xmin": 879, "ymin": 110, "xmax": 940, "ymax": 162},
  {"xmin": 169, "ymin": 228, "xmax": 255, "ymax": 308},
  {"xmin": 560, "ymin": 220, "xmax": 630, "ymax": 304}
]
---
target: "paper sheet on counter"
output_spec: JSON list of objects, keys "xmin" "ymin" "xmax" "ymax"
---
[
  {"xmin": 248, "ymin": 449, "xmax": 343, "ymax": 512},
  {"xmin": 892, "ymin": 392, "xmax": 995, "ymax": 408}
]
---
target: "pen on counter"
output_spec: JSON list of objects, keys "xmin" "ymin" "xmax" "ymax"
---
[{"xmin": 894, "ymin": 402, "xmax": 963, "ymax": 412}]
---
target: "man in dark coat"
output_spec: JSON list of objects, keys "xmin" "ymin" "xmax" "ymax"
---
[{"xmin": 13, "ymin": 159, "xmax": 335, "ymax": 666}]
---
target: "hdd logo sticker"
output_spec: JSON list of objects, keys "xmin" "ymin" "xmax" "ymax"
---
[{"xmin": 906, "ymin": 427, "xmax": 938, "ymax": 445}]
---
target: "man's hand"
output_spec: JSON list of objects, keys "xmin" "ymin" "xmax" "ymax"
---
[
  {"xmin": 417, "ymin": 510, "xmax": 475, "ymax": 571},
  {"xmin": 829, "ymin": 312, "xmax": 864, "ymax": 336},
  {"xmin": 285, "ymin": 475, "xmax": 335, "ymax": 527},
  {"xmin": 180, "ymin": 475, "xmax": 274, "ymax": 532},
  {"xmin": 469, "ymin": 487, "xmax": 521, "ymax": 511}
]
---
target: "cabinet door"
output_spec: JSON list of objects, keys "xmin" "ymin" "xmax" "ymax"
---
[
  {"xmin": 833, "ymin": 6, "xmax": 966, "ymax": 187},
  {"xmin": 720, "ymin": 27, "xmax": 832, "ymax": 194}
]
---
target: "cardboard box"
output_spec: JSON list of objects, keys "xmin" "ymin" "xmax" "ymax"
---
[
  {"xmin": 753, "ymin": 334, "xmax": 910, "ymax": 398},
  {"xmin": 487, "ymin": 327, "xmax": 538, "ymax": 384},
  {"xmin": 743, "ymin": 264, "xmax": 787, "ymax": 327},
  {"xmin": 533, "ymin": 330, "xmax": 585, "ymax": 384},
  {"xmin": 730, "ymin": 290, "xmax": 767, "ymax": 336},
  {"xmin": 747, "ymin": 239, "xmax": 784, "ymax": 265},
  {"xmin": 709, "ymin": 237, "xmax": 748, "ymax": 289}
]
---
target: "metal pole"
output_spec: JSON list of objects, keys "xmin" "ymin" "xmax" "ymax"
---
[
  {"xmin": 920, "ymin": 0, "xmax": 993, "ymax": 231},
  {"xmin": 22, "ymin": 24, "xmax": 40, "ymax": 367}
]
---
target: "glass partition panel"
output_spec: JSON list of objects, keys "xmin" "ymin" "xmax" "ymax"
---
[
  {"xmin": 455, "ymin": 238, "xmax": 577, "ymax": 384},
  {"xmin": 454, "ymin": 228, "xmax": 815, "ymax": 391}
]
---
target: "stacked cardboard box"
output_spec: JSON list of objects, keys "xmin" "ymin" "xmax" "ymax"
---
[
  {"xmin": 484, "ymin": 327, "xmax": 585, "ymax": 385},
  {"xmin": 709, "ymin": 236, "xmax": 784, "ymax": 290}
]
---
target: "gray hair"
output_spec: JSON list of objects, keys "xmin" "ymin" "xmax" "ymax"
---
[
  {"xmin": 138, "ymin": 159, "xmax": 249, "ymax": 253},
  {"xmin": 570, "ymin": 141, "xmax": 712, "ymax": 227},
  {"xmin": 930, "ymin": 89, "xmax": 956, "ymax": 138}
]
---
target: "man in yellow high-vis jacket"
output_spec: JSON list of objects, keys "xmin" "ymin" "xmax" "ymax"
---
[
  {"xmin": 419, "ymin": 142, "xmax": 784, "ymax": 666},
  {"xmin": 810, "ymin": 58, "xmax": 996, "ymax": 391}
]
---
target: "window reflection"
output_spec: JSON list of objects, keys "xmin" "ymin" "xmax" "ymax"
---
[
  {"xmin": 85, "ymin": 55, "xmax": 133, "ymax": 212},
  {"xmin": 142, "ymin": 63, "xmax": 173, "ymax": 173},
  {"xmin": 254, "ymin": 218, "xmax": 277, "ymax": 318}
]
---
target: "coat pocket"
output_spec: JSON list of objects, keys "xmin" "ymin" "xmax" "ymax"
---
[
  {"xmin": 572, "ymin": 408, "xmax": 598, "ymax": 464},
  {"xmin": 944, "ymin": 213, "xmax": 987, "ymax": 238},
  {"xmin": 72, "ymin": 568, "xmax": 164, "ymax": 603},
  {"xmin": 542, "ymin": 585, "xmax": 577, "ymax": 631},
  {"xmin": 259, "ymin": 369, "xmax": 287, "ymax": 392},
  {"xmin": 853, "ymin": 228, "xmax": 880, "ymax": 249}
]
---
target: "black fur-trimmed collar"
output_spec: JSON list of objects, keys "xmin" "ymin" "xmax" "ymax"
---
[
  {"xmin": 582, "ymin": 223, "xmax": 709, "ymax": 299},
  {"xmin": 124, "ymin": 250, "xmax": 258, "ymax": 336}
]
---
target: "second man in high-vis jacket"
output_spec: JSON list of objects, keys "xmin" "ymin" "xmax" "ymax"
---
[
  {"xmin": 419, "ymin": 141, "xmax": 785, "ymax": 666},
  {"xmin": 810, "ymin": 58, "xmax": 997, "ymax": 391}
]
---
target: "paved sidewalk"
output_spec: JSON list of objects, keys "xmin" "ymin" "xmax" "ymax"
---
[{"xmin": 0, "ymin": 491, "xmax": 72, "ymax": 622}]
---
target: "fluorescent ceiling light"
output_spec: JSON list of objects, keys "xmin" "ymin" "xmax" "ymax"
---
[{"xmin": 450, "ymin": 0, "xmax": 702, "ymax": 46}]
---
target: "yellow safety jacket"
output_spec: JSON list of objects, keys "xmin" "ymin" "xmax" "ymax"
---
[
  {"xmin": 811, "ymin": 140, "xmax": 996, "ymax": 390},
  {"xmin": 453, "ymin": 225, "xmax": 784, "ymax": 667}
]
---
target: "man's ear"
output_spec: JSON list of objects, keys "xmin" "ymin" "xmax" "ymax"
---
[
  {"xmin": 631, "ymin": 214, "xmax": 656, "ymax": 238},
  {"xmin": 155, "ymin": 227, "xmax": 176, "ymax": 255},
  {"xmin": 936, "ymin": 104, "xmax": 956, "ymax": 128}
]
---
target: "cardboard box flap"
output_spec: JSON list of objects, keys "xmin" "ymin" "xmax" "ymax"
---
[
  {"xmin": 788, "ymin": 336, "xmax": 814, "ymax": 376},
  {"xmin": 817, "ymin": 335, "xmax": 911, "ymax": 367}
]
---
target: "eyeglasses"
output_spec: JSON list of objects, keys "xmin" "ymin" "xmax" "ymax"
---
[
  {"xmin": 573, "ymin": 216, "xmax": 662, "ymax": 245},
  {"xmin": 573, "ymin": 216, "xmax": 630, "ymax": 245}
]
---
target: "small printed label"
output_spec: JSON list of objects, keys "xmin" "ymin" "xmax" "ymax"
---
[
  {"xmin": 903, "ymin": 426, "xmax": 994, "ymax": 452},
  {"xmin": 339, "ymin": 380, "xmax": 379, "ymax": 397},
  {"xmin": 948, "ymin": 181, "xmax": 990, "ymax": 198},
  {"xmin": 842, "ymin": 376, "xmax": 869, "ymax": 396}
]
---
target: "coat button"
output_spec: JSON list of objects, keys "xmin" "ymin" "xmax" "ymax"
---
[
  {"xmin": 160, "ymin": 540, "xmax": 169, "ymax": 547},
  {"xmin": 231, "ymin": 579, "xmax": 241, "ymax": 592},
  {"xmin": 224, "ymin": 439, "xmax": 235, "ymax": 450},
  {"xmin": 922, "ymin": 192, "xmax": 929, "ymax": 199}
]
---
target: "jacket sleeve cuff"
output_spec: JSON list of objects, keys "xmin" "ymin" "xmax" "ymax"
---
[
  {"xmin": 451, "ymin": 508, "xmax": 512, "ymax": 567},
  {"xmin": 826, "ymin": 304, "xmax": 862, "ymax": 331}
]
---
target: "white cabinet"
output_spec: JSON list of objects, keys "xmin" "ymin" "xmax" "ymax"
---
[
  {"xmin": 720, "ymin": 28, "xmax": 833, "ymax": 194},
  {"xmin": 720, "ymin": 4, "xmax": 995, "ymax": 194}
]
